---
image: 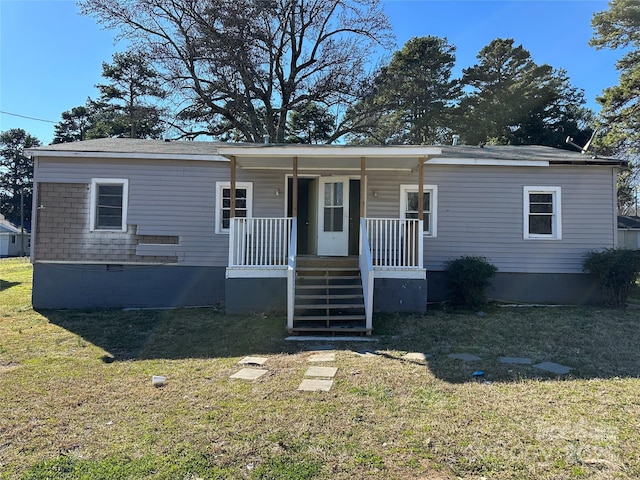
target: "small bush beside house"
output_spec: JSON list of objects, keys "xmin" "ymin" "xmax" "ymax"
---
[
  {"xmin": 444, "ymin": 255, "xmax": 498, "ymax": 308},
  {"xmin": 582, "ymin": 248, "xmax": 640, "ymax": 308}
]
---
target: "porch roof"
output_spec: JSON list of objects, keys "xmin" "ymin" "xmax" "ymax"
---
[{"xmin": 217, "ymin": 145, "xmax": 442, "ymax": 171}]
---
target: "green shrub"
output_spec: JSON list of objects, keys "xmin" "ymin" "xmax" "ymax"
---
[
  {"xmin": 444, "ymin": 255, "xmax": 498, "ymax": 308},
  {"xmin": 582, "ymin": 248, "xmax": 640, "ymax": 308}
]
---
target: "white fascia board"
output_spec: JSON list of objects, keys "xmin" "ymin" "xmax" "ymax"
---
[
  {"xmin": 218, "ymin": 145, "xmax": 442, "ymax": 158},
  {"xmin": 426, "ymin": 158, "xmax": 549, "ymax": 167},
  {"xmin": 241, "ymin": 166, "xmax": 414, "ymax": 172},
  {"xmin": 23, "ymin": 149, "xmax": 229, "ymax": 163}
]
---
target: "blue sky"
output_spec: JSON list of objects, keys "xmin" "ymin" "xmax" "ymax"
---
[{"xmin": 0, "ymin": 0, "xmax": 622, "ymax": 145}]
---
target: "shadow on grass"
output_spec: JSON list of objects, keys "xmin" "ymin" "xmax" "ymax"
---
[
  {"xmin": 373, "ymin": 305, "xmax": 640, "ymax": 383},
  {"xmin": 0, "ymin": 279, "xmax": 20, "ymax": 291},
  {"xmin": 40, "ymin": 304, "xmax": 640, "ymax": 383},
  {"xmin": 40, "ymin": 307, "xmax": 298, "ymax": 361}
]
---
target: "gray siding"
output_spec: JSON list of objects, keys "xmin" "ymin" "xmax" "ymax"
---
[
  {"xmin": 35, "ymin": 157, "xmax": 289, "ymax": 267},
  {"xmin": 366, "ymin": 165, "xmax": 617, "ymax": 274},
  {"xmin": 35, "ymin": 158, "xmax": 617, "ymax": 275}
]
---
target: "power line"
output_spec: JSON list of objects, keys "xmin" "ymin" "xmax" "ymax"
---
[{"xmin": 0, "ymin": 110, "xmax": 56, "ymax": 124}]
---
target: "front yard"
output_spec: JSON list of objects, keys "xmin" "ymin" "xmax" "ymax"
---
[{"xmin": 1, "ymin": 257, "xmax": 639, "ymax": 479}]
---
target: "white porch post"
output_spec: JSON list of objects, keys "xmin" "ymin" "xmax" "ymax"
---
[
  {"xmin": 287, "ymin": 157, "xmax": 299, "ymax": 332},
  {"xmin": 230, "ymin": 155, "xmax": 236, "ymax": 219},
  {"xmin": 292, "ymin": 156, "xmax": 298, "ymax": 218},
  {"xmin": 228, "ymin": 155, "xmax": 237, "ymax": 267},
  {"xmin": 418, "ymin": 156, "xmax": 425, "ymax": 268},
  {"xmin": 360, "ymin": 156, "xmax": 366, "ymax": 218}
]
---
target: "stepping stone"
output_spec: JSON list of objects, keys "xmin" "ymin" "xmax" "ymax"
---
[
  {"xmin": 297, "ymin": 379, "xmax": 333, "ymax": 392},
  {"xmin": 229, "ymin": 368, "xmax": 268, "ymax": 380},
  {"xmin": 404, "ymin": 352, "xmax": 430, "ymax": 361},
  {"xmin": 286, "ymin": 336, "xmax": 376, "ymax": 342},
  {"xmin": 238, "ymin": 356, "xmax": 268, "ymax": 366},
  {"xmin": 354, "ymin": 350, "xmax": 379, "ymax": 357},
  {"xmin": 305, "ymin": 366, "xmax": 338, "ymax": 378},
  {"xmin": 448, "ymin": 353, "xmax": 482, "ymax": 362},
  {"xmin": 308, "ymin": 352, "xmax": 335, "ymax": 362},
  {"xmin": 533, "ymin": 362, "xmax": 572, "ymax": 375},
  {"xmin": 499, "ymin": 356, "xmax": 532, "ymax": 365}
]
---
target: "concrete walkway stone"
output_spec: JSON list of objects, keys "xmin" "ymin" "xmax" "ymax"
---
[
  {"xmin": 230, "ymin": 368, "xmax": 268, "ymax": 380},
  {"xmin": 298, "ymin": 379, "xmax": 333, "ymax": 392},
  {"xmin": 533, "ymin": 362, "xmax": 572, "ymax": 374},
  {"xmin": 448, "ymin": 353, "xmax": 482, "ymax": 361},
  {"xmin": 239, "ymin": 356, "xmax": 268, "ymax": 366},
  {"xmin": 354, "ymin": 350, "xmax": 379, "ymax": 357},
  {"xmin": 499, "ymin": 356, "xmax": 532, "ymax": 365},
  {"xmin": 305, "ymin": 366, "xmax": 338, "ymax": 378},
  {"xmin": 308, "ymin": 352, "xmax": 336, "ymax": 362},
  {"xmin": 285, "ymin": 336, "xmax": 377, "ymax": 342},
  {"xmin": 404, "ymin": 352, "xmax": 430, "ymax": 361}
]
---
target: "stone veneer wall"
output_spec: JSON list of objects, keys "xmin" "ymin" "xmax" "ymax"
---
[{"xmin": 35, "ymin": 182, "xmax": 178, "ymax": 263}]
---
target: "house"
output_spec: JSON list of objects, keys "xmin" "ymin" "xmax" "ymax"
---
[
  {"xmin": 0, "ymin": 214, "xmax": 29, "ymax": 258},
  {"xmin": 25, "ymin": 139, "xmax": 625, "ymax": 334},
  {"xmin": 618, "ymin": 215, "xmax": 640, "ymax": 249}
]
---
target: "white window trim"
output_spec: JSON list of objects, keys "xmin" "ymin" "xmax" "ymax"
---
[
  {"xmin": 523, "ymin": 186, "xmax": 562, "ymax": 240},
  {"xmin": 89, "ymin": 178, "xmax": 129, "ymax": 232},
  {"xmin": 400, "ymin": 184, "xmax": 438, "ymax": 237},
  {"xmin": 215, "ymin": 181, "xmax": 253, "ymax": 234}
]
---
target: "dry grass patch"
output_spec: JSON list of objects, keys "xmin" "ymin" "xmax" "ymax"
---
[{"xmin": 1, "ymin": 258, "xmax": 640, "ymax": 479}]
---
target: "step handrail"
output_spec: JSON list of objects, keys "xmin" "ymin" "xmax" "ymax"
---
[
  {"xmin": 359, "ymin": 218, "xmax": 374, "ymax": 332},
  {"xmin": 287, "ymin": 218, "xmax": 297, "ymax": 331}
]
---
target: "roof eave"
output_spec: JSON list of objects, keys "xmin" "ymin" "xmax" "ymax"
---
[{"xmin": 23, "ymin": 149, "xmax": 228, "ymax": 163}]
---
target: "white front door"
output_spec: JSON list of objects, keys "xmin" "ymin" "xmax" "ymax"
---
[{"xmin": 317, "ymin": 176, "xmax": 350, "ymax": 256}]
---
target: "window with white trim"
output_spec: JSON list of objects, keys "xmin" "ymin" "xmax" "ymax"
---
[
  {"xmin": 523, "ymin": 186, "xmax": 562, "ymax": 239},
  {"xmin": 400, "ymin": 184, "xmax": 438, "ymax": 236},
  {"xmin": 215, "ymin": 182, "xmax": 253, "ymax": 234},
  {"xmin": 90, "ymin": 179, "xmax": 129, "ymax": 232}
]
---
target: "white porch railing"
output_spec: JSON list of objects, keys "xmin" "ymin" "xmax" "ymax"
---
[
  {"xmin": 359, "ymin": 218, "xmax": 374, "ymax": 332},
  {"xmin": 229, "ymin": 217, "xmax": 293, "ymax": 267},
  {"xmin": 287, "ymin": 218, "xmax": 297, "ymax": 331},
  {"xmin": 365, "ymin": 218, "xmax": 424, "ymax": 268}
]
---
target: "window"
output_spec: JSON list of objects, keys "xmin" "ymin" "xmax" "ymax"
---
[
  {"xmin": 215, "ymin": 182, "xmax": 253, "ymax": 234},
  {"xmin": 323, "ymin": 181, "xmax": 344, "ymax": 232},
  {"xmin": 400, "ymin": 184, "xmax": 438, "ymax": 236},
  {"xmin": 11, "ymin": 235, "xmax": 16, "ymax": 244},
  {"xmin": 524, "ymin": 186, "xmax": 562, "ymax": 239},
  {"xmin": 90, "ymin": 179, "xmax": 129, "ymax": 232}
]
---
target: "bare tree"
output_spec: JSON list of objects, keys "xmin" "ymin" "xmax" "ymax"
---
[{"xmin": 79, "ymin": 0, "xmax": 393, "ymax": 143}]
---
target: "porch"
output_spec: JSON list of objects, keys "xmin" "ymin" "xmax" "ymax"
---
[
  {"xmin": 226, "ymin": 217, "xmax": 426, "ymax": 335},
  {"xmin": 218, "ymin": 145, "xmax": 441, "ymax": 334}
]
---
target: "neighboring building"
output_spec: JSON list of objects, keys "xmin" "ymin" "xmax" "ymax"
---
[
  {"xmin": 25, "ymin": 139, "xmax": 625, "ymax": 334},
  {"xmin": 618, "ymin": 215, "xmax": 640, "ymax": 250},
  {"xmin": 0, "ymin": 214, "xmax": 29, "ymax": 258}
]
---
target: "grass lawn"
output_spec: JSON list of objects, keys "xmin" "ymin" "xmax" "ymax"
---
[{"xmin": 1, "ymin": 257, "xmax": 640, "ymax": 479}]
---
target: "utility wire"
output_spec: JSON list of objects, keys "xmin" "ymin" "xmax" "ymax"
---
[{"xmin": 0, "ymin": 110, "xmax": 56, "ymax": 124}]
